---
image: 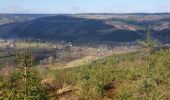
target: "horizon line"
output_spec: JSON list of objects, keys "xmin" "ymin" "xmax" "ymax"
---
[{"xmin": 0, "ymin": 12, "xmax": 170, "ymax": 15}]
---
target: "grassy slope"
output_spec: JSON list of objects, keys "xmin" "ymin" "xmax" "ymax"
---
[
  {"xmin": 47, "ymin": 56, "xmax": 100, "ymax": 69},
  {"xmin": 48, "ymin": 50, "xmax": 170, "ymax": 99}
]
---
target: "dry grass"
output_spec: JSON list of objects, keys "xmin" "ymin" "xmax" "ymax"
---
[{"xmin": 47, "ymin": 56, "xmax": 100, "ymax": 69}]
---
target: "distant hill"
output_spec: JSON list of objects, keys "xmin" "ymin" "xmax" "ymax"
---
[
  {"xmin": 0, "ymin": 13, "xmax": 170, "ymax": 43},
  {"xmin": 0, "ymin": 14, "xmax": 54, "ymax": 25}
]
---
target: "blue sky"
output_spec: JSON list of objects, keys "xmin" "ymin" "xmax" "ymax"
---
[{"xmin": 0, "ymin": 0, "xmax": 170, "ymax": 14}]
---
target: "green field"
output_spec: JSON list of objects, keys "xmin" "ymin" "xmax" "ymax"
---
[
  {"xmin": 15, "ymin": 42, "xmax": 49, "ymax": 48},
  {"xmin": 47, "ymin": 49, "xmax": 170, "ymax": 99}
]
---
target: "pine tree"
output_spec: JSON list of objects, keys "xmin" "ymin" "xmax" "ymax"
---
[
  {"xmin": 15, "ymin": 45, "xmax": 45, "ymax": 99},
  {"xmin": 138, "ymin": 26, "xmax": 159, "ymax": 55}
]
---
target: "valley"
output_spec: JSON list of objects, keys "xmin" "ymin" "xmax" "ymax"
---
[
  {"xmin": 0, "ymin": 13, "xmax": 170, "ymax": 99},
  {"xmin": 0, "ymin": 38, "xmax": 141, "ymax": 69}
]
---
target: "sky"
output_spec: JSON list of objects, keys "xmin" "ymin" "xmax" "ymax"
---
[{"xmin": 0, "ymin": 0, "xmax": 170, "ymax": 14}]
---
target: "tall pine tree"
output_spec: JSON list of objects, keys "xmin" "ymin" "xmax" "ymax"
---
[{"xmin": 15, "ymin": 45, "xmax": 45, "ymax": 100}]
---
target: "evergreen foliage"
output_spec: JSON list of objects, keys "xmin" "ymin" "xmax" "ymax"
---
[
  {"xmin": 138, "ymin": 26, "xmax": 159, "ymax": 55},
  {"xmin": 0, "ymin": 47, "xmax": 46, "ymax": 100}
]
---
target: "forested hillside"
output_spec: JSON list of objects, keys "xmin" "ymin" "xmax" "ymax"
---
[{"xmin": 0, "ymin": 14, "xmax": 170, "ymax": 43}]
